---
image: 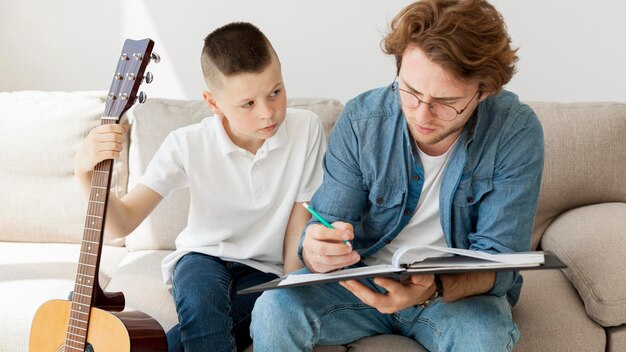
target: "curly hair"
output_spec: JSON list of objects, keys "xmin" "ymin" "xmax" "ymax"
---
[{"xmin": 383, "ymin": 0, "xmax": 518, "ymax": 93}]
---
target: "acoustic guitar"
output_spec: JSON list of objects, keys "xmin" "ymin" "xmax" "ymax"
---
[{"xmin": 29, "ymin": 39, "xmax": 167, "ymax": 352}]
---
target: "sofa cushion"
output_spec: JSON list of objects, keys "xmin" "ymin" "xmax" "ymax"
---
[
  {"xmin": 528, "ymin": 101, "xmax": 626, "ymax": 249},
  {"xmin": 346, "ymin": 334, "xmax": 426, "ymax": 351},
  {"xmin": 124, "ymin": 97, "xmax": 344, "ymax": 251},
  {"xmin": 513, "ymin": 269, "xmax": 606, "ymax": 351},
  {"xmin": 540, "ymin": 202, "xmax": 626, "ymax": 327},
  {"xmin": 0, "ymin": 91, "xmax": 128, "ymax": 246},
  {"xmin": 607, "ymin": 325, "xmax": 626, "ymax": 352},
  {"xmin": 286, "ymin": 97, "xmax": 344, "ymax": 138},
  {"xmin": 124, "ymin": 98, "xmax": 206, "ymax": 251},
  {"xmin": 103, "ymin": 250, "xmax": 178, "ymax": 331}
]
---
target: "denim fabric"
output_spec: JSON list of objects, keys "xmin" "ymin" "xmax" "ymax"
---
[
  {"xmin": 251, "ymin": 268, "xmax": 520, "ymax": 352},
  {"xmin": 166, "ymin": 252, "xmax": 277, "ymax": 352},
  {"xmin": 298, "ymin": 85, "xmax": 544, "ymax": 305}
]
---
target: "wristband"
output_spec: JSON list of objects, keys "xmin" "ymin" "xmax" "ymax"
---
[{"xmin": 417, "ymin": 275, "xmax": 443, "ymax": 308}]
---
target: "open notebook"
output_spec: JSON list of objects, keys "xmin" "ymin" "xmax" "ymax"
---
[{"xmin": 239, "ymin": 245, "xmax": 565, "ymax": 294}]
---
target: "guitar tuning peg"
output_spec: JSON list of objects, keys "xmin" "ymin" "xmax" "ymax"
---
[
  {"xmin": 150, "ymin": 52, "xmax": 161, "ymax": 64},
  {"xmin": 144, "ymin": 72, "xmax": 154, "ymax": 84},
  {"xmin": 137, "ymin": 91, "xmax": 148, "ymax": 104}
]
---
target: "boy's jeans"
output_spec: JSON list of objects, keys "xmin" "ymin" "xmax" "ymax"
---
[
  {"xmin": 251, "ymin": 269, "xmax": 519, "ymax": 352},
  {"xmin": 166, "ymin": 252, "xmax": 277, "ymax": 352}
]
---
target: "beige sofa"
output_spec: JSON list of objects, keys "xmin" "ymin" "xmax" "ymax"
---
[{"xmin": 1, "ymin": 91, "xmax": 625, "ymax": 352}]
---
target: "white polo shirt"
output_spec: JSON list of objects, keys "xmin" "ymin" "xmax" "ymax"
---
[{"xmin": 140, "ymin": 108, "xmax": 326, "ymax": 284}]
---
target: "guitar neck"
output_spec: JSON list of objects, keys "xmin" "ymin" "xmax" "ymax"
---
[
  {"xmin": 78, "ymin": 153, "xmax": 115, "ymax": 296},
  {"xmin": 64, "ymin": 38, "xmax": 155, "ymax": 351},
  {"xmin": 65, "ymin": 129, "xmax": 115, "ymax": 350}
]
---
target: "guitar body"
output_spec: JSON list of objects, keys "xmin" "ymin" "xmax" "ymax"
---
[
  {"xmin": 30, "ymin": 300, "xmax": 166, "ymax": 352},
  {"xmin": 28, "ymin": 39, "xmax": 166, "ymax": 352}
]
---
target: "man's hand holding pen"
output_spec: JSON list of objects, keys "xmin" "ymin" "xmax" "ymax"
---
[{"xmin": 302, "ymin": 222, "xmax": 359, "ymax": 273}]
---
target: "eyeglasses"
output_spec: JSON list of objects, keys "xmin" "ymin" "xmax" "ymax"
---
[{"xmin": 391, "ymin": 78, "xmax": 480, "ymax": 121}]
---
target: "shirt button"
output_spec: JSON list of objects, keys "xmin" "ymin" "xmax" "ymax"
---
[
  {"xmin": 404, "ymin": 209, "xmax": 411, "ymax": 215},
  {"xmin": 412, "ymin": 175, "xmax": 419, "ymax": 181},
  {"xmin": 376, "ymin": 197, "xmax": 383, "ymax": 205}
]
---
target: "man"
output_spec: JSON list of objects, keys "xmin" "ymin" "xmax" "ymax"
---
[{"xmin": 251, "ymin": 1, "xmax": 544, "ymax": 351}]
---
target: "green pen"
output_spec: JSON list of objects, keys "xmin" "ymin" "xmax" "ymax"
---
[{"xmin": 303, "ymin": 202, "xmax": 351, "ymax": 246}]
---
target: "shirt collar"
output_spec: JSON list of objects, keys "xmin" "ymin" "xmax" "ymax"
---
[
  {"xmin": 214, "ymin": 115, "xmax": 288, "ymax": 156},
  {"xmin": 266, "ymin": 120, "xmax": 288, "ymax": 151},
  {"xmin": 214, "ymin": 115, "xmax": 239, "ymax": 155}
]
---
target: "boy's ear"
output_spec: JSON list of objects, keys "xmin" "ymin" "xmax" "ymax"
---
[{"xmin": 202, "ymin": 90, "xmax": 223, "ymax": 116}]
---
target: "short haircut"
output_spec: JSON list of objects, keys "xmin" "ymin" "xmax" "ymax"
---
[
  {"xmin": 201, "ymin": 22, "xmax": 278, "ymax": 90},
  {"xmin": 383, "ymin": 0, "xmax": 518, "ymax": 94}
]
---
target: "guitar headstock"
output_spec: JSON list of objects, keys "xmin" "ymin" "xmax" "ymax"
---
[{"xmin": 103, "ymin": 38, "xmax": 159, "ymax": 121}]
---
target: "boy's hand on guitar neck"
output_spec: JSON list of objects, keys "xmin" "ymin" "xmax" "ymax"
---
[
  {"xmin": 74, "ymin": 124, "xmax": 127, "ymax": 186},
  {"xmin": 74, "ymin": 123, "xmax": 127, "ymax": 197}
]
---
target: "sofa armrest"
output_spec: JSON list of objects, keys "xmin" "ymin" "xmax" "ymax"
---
[{"xmin": 540, "ymin": 202, "xmax": 626, "ymax": 327}]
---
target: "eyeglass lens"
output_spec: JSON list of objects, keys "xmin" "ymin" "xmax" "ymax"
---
[{"xmin": 396, "ymin": 89, "xmax": 459, "ymax": 121}]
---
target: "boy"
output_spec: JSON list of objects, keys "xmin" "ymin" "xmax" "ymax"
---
[{"xmin": 74, "ymin": 22, "xmax": 326, "ymax": 351}]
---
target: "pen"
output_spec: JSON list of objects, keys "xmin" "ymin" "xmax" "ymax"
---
[{"xmin": 303, "ymin": 202, "xmax": 351, "ymax": 246}]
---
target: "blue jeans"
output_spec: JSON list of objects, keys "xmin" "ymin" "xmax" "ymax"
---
[
  {"xmin": 166, "ymin": 252, "xmax": 278, "ymax": 352},
  {"xmin": 251, "ymin": 270, "xmax": 519, "ymax": 352}
]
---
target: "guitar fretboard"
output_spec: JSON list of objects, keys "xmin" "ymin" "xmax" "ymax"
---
[{"xmin": 65, "ymin": 141, "xmax": 114, "ymax": 350}]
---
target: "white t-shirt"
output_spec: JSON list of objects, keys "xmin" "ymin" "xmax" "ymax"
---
[
  {"xmin": 364, "ymin": 139, "xmax": 459, "ymax": 266},
  {"xmin": 140, "ymin": 108, "xmax": 326, "ymax": 284}
]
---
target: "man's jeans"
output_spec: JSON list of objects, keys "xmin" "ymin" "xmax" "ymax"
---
[
  {"xmin": 251, "ymin": 271, "xmax": 519, "ymax": 352},
  {"xmin": 167, "ymin": 252, "xmax": 277, "ymax": 352}
]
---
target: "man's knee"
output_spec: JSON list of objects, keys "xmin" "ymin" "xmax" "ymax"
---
[
  {"xmin": 251, "ymin": 291, "xmax": 286, "ymax": 335},
  {"xmin": 251, "ymin": 289, "xmax": 312, "ymax": 338},
  {"xmin": 435, "ymin": 296, "xmax": 519, "ymax": 351}
]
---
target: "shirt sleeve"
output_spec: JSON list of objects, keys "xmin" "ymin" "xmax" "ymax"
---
[
  {"xmin": 139, "ymin": 130, "xmax": 189, "ymax": 198},
  {"xmin": 295, "ymin": 113, "xmax": 327, "ymax": 202},
  {"xmin": 469, "ymin": 106, "xmax": 545, "ymax": 298},
  {"xmin": 297, "ymin": 101, "xmax": 370, "ymax": 263}
]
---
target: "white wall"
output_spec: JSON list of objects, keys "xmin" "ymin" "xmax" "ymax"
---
[
  {"xmin": 495, "ymin": 0, "xmax": 626, "ymax": 103},
  {"xmin": 1, "ymin": 0, "xmax": 625, "ymax": 103}
]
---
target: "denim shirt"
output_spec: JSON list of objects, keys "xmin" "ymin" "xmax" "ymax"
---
[{"xmin": 299, "ymin": 84, "xmax": 544, "ymax": 306}]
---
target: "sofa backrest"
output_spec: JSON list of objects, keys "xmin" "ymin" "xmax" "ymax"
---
[
  {"xmin": 0, "ymin": 91, "xmax": 126, "ymax": 246},
  {"xmin": 2, "ymin": 91, "xmax": 624, "ymax": 253},
  {"xmin": 528, "ymin": 102, "xmax": 626, "ymax": 249},
  {"xmin": 123, "ymin": 97, "xmax": 344, "ymax": 251},
  {"xmin": 126, "ymin": 98, "xmax": 626, "ymax": 252}
]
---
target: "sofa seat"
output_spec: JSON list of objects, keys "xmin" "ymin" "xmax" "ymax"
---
[{"xmin": 103, "ymin": 250, "xmax": 178, "ymax": 332}]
